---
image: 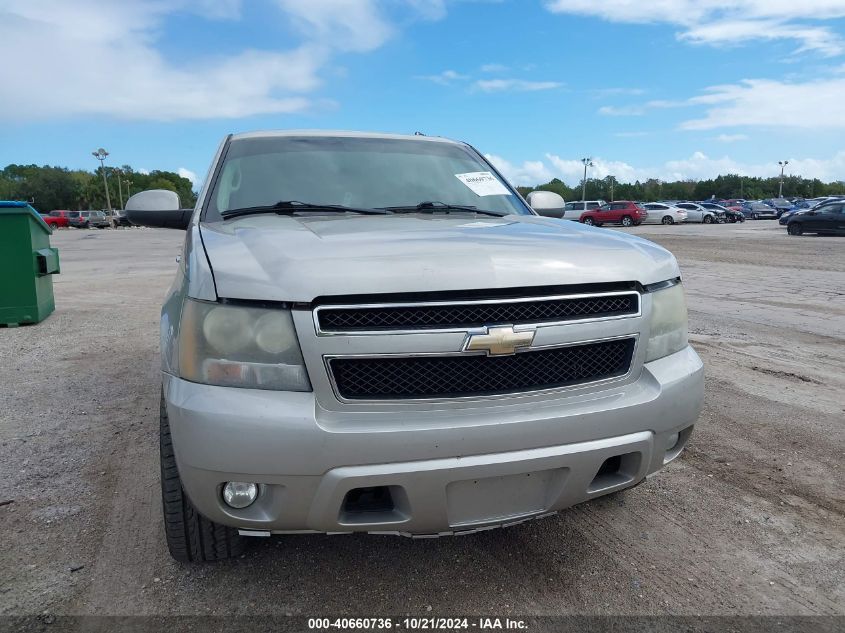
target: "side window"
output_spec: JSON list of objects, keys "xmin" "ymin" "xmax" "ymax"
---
[{"xmin": 70, "ymin": 212, "xmax": 79, "ymax": 218}]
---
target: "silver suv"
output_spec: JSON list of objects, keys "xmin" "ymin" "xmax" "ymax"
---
[{"xmin": 126, "ymin": 131, "xmax": 703, "ymax": 562}]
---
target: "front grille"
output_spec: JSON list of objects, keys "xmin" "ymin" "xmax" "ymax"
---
[
  {"xmin": 330, "ymin": 338, "xmax": 635, "ymax": 400},
  {"xmin": 318, "ymin": 293, "xmax": 639, "ymax": 332}
]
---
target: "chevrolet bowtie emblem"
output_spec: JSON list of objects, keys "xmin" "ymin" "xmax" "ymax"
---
[{"xmin": 464, "ymin": 325, "xmax": 535, "ymax": 356}]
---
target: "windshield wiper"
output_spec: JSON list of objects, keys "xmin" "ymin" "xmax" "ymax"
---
[
  {"xmin": 382, "ymin": 201, "xmax": 506, "ymax": 217},
  {"xmin": 221, "ymin": 200, "xmax": 390, "ymax": 219}
]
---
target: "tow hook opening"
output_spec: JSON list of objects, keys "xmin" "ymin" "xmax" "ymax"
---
[
  {"xmin": 339, "ymin": 486, "xmax": 410, "ymax": 525},
  {"xmin": 588, "ymin": 451, "xmax": 641, "ymax": 493}
]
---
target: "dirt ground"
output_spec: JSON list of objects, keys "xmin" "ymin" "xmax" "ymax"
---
[{"xmin": 1, "ymin": 221, "xmax": 843, "ymax": 619}]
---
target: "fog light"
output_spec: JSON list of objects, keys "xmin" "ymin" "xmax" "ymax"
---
[
  {"xmin": 222, "ymin": 482, "xmax": 258, "ymax": 509},
  {"xmin": 666, "ymin": 432, "xmax": 680, "ymax": 451}
]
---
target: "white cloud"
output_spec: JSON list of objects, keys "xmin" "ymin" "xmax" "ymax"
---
[
  {"xmin": 680, "ymin": 19, "xmax": 844, "ymax": 56},
  {"xmin": 715, "ymin": 133, "xmax": 749, "ymax": 142},
  {"xmin": 0, "ymin": 0, "xmax": 445, "ymax": 121},
  {"xmin": 598, "ymin": 76, "xmax": 845, "ymax": 131},
  {"xmin": 545, "ymin": 154, "xmax": 651, "ymax": 185},
  {"xmin": 481, "ymin": 63, "xmax": 509, "ymax": 73},
  {"xmin": 598, "ymin": 100, "xmax": 684, "ymax": 116},
  {"xmin": 178, "ymin": 167, "xmax": 200, "ymax": 189},
  {"xmin": 544, "ymin": 0, "xmax": 845, "ymax": 57},
  {"xmin": 598, "ymin": 105, "xmax": 646, "ymax": 116},
  {"xmin": 404, "ymin": 0, "xmax": 448, "ymax": 21},
  {"xmin": 488, "ymin": 149, "xmax": 845, "ymax": 186},
  {"xmin": 681, "ymin": 78, "xmax": 845, "ymax": 129},
  {"xmin": 417, "ymin": 70, "xmax": 469, "ymax": 84},
  {"xmin": 274, "ymin": 0, "xmax": 394, "ymax": 52},
  {"xmin": 474, "ymin": 78, "xmax": 562, "ymax": 92},
  {"xmin": 591, "ymin": 87, "xmax": 646, "ymax": 97},
  {"xmin": 485, "ymin": 154, "xmax": 554, "ymax": 186}
]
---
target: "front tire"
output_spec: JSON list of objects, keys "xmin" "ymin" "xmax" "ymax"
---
[
  {"xmin": 661, "ymin": 215, "xmax": 674, "ymax": 225},
  {"xmin": 582, "ymin": 217, "xmax": 594, "ymax": 226},
  {"xmin": 621, "ymin": 215, "xmax": 634, "ymax": 227},
  {"xmin": 160, "ymin": 393, "xmax": 245, "ymax": 562},
  {"xmin": 703, "ymin": 215, "xmax": 714, "ymax": 224},
  {"xmin": 787, "ymin": 223, "xmax": 803, "ymax": 236}
]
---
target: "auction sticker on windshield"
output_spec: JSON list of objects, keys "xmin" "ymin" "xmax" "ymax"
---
[{"xmin": 455, "ymin": 171, "xmax": 510, "ymax": 196}]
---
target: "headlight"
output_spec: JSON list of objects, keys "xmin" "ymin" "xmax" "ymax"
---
[
  {"xmin": 645, "ymin": 283, "xmax": 689, "ymax": 362},
  {"xmin": 178, "ymin": 299, "xmax": 311, "ymax": 391}
]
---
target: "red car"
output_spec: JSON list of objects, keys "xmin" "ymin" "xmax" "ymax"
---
[
  {"xmin": 580, "ymin": 201, "xmax": 648, "ymax": 227},
  {"xmin": 40, "ymin": 212, "xmax": 69, "ymax": 228}
]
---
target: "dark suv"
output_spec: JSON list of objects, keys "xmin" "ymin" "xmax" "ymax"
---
[{"xmin": 787, "ymin": 202, "xmax": 845, "ymax": 235}]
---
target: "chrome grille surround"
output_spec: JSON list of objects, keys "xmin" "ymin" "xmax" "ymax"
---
[{"xmin": 313, "ymin": 290, "xmax": 640, "ymax": 336}]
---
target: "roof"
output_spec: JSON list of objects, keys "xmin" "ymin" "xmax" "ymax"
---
[
  {"xmin": 0, "ymin": 201, "xmax": 30, "ymax": 208},
  {"xmin": 230, "ymin": 129, "xmax": 463, "ymax": 145}
]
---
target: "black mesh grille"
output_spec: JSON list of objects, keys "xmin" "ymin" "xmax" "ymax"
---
[
  {"xmin": 331, "ymin": 338, "xmax": 635, "ymax": 400},
  {"xmin": 318, "ymin": 294, "xmax": 639, "ymax": 331}
]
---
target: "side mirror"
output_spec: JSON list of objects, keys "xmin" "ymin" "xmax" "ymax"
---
[
  {"xmin": 125, "ymin": 189, "xmax": 193, "ymax": 230},
  {"xmin": 526, "ymin": 191, "xmax": 566, "ymax": 218}
]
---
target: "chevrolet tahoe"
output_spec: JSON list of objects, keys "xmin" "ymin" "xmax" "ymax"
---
[{"xmin": 126, "ymin": 131, "xmax": 704, "ymax": 562}]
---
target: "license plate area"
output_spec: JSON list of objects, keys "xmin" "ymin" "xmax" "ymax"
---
[{"xmin": 446, "ymin": 467, "xmax": 569, "ymax": 527}]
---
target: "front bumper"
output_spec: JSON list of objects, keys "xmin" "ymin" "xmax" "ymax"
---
[{"xmin": 163, "ymin": 345, "xmax": 703, "ymax": 535}]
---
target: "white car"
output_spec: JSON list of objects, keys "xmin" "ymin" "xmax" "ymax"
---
[{"xmin": 642, "ymin": 203, "xmax": 688, "ymax": 225}]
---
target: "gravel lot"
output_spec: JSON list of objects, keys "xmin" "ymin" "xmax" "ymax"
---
[{"xmin": 1, "ymin": 221, "xmax": 843, "ymax": 618}]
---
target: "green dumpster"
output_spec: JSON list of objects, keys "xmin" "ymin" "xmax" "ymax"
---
[{"xmin": 0, "ymin": 201, "xmax": 60, "ymax": 326}]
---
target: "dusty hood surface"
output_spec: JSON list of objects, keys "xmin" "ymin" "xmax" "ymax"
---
[{"xmin": 199, "ymin": 213, "xmax": 680, "ymax": 302}]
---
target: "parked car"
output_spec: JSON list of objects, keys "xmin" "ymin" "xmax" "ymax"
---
[
  {"xmin": 787, "ymin": 201, "xmax": 845, "ymax": 235},
  {"xmin": 125, "ymin": 130, "xmax": 703, "ymax": 562},
  {"xmin": 778, "ymin": 209, "xmax": 798, "ymax": 225},
  {"xmin": 561, "ymin": 200, "xmax": 606, "ymax": 220},
  {"xmin": 765, "ymin": 198, "xmax": 795, "ymax": 218},
  {"xmin": 700, "ymin": 202, "xmax": 744, "ymax": 223},
  {"xmin": 80, "ymin": 210, "xmax": 110, "ymax": 228},
  {"xmin": 49, "ymin": 210, "xmax": 88, "ymax": 228},
  {"xmin": 675, "ymin": 202, "xmax": 720, "ymax": 224},
  {"xmin": 742, "ymin": 202, "xmax": 777, "ymax": 220},
  {"xmin": 580, "ymin": 200, "xmax": 647, "ymax": 227},
  {"xmin": 41, "ymin": 212, "xmax": 69, "ymax": 228},
  {"xmin": 642, "ymin": 202, "xmax": 687, "ymax": 225},
  {"xmin": 113, "ymin": 209, "xmax": 132, "ymax": 227}
]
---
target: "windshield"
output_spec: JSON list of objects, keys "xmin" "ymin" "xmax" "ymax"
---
[{"xmin": 204, "ymin": 136, "xmax": 529, "ymax": 220}]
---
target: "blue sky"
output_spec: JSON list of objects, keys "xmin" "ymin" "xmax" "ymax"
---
[{"xmin": 1, "ymin": 0, "xmax": 844, "ymax": 189}]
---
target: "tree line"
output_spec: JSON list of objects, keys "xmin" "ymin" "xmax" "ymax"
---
[
  {"xmin": 0, "ymin": 164, "xmax": 197, "ymax": 212},
  {"xmin": 517, "ymin": 173, "xmax": 845, "ymax": 203}
]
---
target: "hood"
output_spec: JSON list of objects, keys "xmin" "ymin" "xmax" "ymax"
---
[{"xmin": 198, "ymin": 214, "xmax": 680, "ymax": 302}]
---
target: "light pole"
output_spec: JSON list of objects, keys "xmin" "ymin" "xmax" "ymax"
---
[
  {"xmin": 581, "ymin": 157, "xmax": 593, "ymax": 204},
  {"xmin": 778, "ymin": 160, "xmax": 789, "ymax": 198},
  {"xmin": 608, "ymin": 175, "xmax": 615, "ymax": 202},
  {"xmin": 92, "ymin": 148, "xmax": 114, "ymax": 227},
  {"xmin": 114, "ymin": 167, "xmax": 125, "ymax": 210}
]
